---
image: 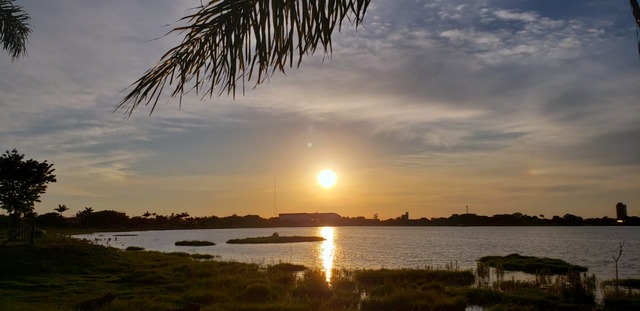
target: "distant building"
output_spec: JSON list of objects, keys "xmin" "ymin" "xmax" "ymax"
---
[
  {"xmin": 401, "ymin": 212, "xmax": 409, "ymax": 221},
  {"xmin": 616, "ymin": 202, "xmax": 628, "ymax": 220},
  {"xmin": 279, "ymin": 212, "xmax": 342, "ymax": 223}
]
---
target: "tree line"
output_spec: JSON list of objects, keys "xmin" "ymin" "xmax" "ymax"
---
[{"xmin": 4, "ymin": 209, "xmax": 636, "ymax": 231}]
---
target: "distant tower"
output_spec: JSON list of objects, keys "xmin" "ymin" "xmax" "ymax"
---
[
  {"xmin": 616, "ymin": 202, "xmax": 628, "ymax": 220},
  {"xmin": 273, "ymin": 179, "xmax": 277, "ymax": 218}
]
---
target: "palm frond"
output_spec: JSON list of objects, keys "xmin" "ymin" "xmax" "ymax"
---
[
  {"xmin": 0, "ymin": 0, "xmax": 31, "ymax": 60},
  {"xmin": 632, "ymin": 0, "xmax": 640, "ymax": 56},
  {"xmin": 118, "ymin": 0, "xmax": 371, "ymax": 116},
  {"xmin": 632, "ymin": 0, "xmax": 640, "ymax": 27}
]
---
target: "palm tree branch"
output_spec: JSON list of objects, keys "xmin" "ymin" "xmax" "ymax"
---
[
  {"xmin": 118, "ymin": 0, "xmax": 371, "ymax": 116},
  {"xmin": 0, "ymin": 0, "xmax": 31, "ymax": 60},
  {"xmin": 632, "ymin": 0, "xmax": 640, "ymax": 27}
]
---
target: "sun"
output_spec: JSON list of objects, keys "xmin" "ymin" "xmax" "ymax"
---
[{"xmin": 317, "ymin": 169, "xmax": 337, "ymax": 189}]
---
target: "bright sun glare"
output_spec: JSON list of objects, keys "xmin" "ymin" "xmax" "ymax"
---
[{"xmin": 317, "ymin": 169, "xmax": 337, "ymax": 189}]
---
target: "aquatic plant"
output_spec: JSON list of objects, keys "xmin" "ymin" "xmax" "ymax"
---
[{"xmin": 478, "ymin": 253, "xmax": 588, "ymax": 274}]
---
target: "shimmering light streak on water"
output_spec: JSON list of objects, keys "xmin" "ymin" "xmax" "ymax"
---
[{"xmin": 319, "ymin": 227, "xmax": 335, "ymax": 283}]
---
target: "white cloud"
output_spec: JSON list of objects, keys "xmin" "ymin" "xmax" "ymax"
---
[
  {"xmin": 494, "ymin": 9, "xmax": 538, "ymax": 22},
  {"xmin": 1, "ymin": 0, "xmax": 638, "ymax": 218}
]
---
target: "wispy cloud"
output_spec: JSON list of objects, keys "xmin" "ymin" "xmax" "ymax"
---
[{"xmin": 0, "ymin": 0, "xmax": 637, "ymax": 218}]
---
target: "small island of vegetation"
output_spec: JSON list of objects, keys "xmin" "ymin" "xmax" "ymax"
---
[
  {"xmin": 125, "ymin": 246, "xmax": 144, "ymax": 251},
  {"xmin": 227, "ymin": 232, "xmax": 325, "ymax": 244},
  {"xmin": 174, "ymin": 240, "xmax": 216, "ymax": 246},
  {"xmin": 478, "ymin": 253, "xmax": 588, "ymax": 274}
]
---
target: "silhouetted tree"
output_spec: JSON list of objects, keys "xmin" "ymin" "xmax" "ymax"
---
[
  {"xmin": 76, "ymin": 206, "xmax": 94, "ymax": 217},
  {"xmin": 0, "ymin": 0, "xmax": 31, "ymax": 59},
  {"xmin": 612, "ymin": 241, "xmax": 624, "ymax": 291},
  {"xmin": 36, "ymin": 212, "xmax": 66, "ymax": 227},
  {"xmin": 54, "ymin": 204, "xmax": 68, "ymax": 216},
  {"xmin": 0, "ymin": 149, "xmax": 56, "ymax": 239},
  {"xmin": 75, "ymin": 206, "xmax": 94, "ymax": 227},
  {"xmin": 84, "ymin": 210, "xmax": 128, "ymax": 228},
  {"xmin": 562, "ymin": 213, "xmax": 583, "ymax": 225}
]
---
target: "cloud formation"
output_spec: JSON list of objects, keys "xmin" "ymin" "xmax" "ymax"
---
[{"xmin": 0, "ymin": 0, "xmax": 637, "ymax": 218}]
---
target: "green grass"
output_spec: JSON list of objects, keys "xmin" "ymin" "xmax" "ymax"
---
[
  {"xmin": 125, "ymin": 246, "xmax": 144, "ymax": 251},
  {"xmin": 478, "ymin": 253, "xmax": 588, "ymax": 274},
  {"xmin": 226, "ymin": 235, "xmax": 325, "ymax": 244},
  {"xmin": 0, "ymin": 234, "xmax": 605, "ymax": 310},
  {"xmin": 174, "ymin": 240, "xmax": 216, "ymax": 246}
]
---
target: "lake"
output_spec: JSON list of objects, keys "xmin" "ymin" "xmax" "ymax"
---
[{"xmin": 76, "ymin": 226, "xmax": 640, "ymax": 282}]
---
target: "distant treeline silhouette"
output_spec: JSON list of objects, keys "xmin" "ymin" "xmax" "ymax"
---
[{"xmin": 1, "ymin": 210, "xmax": 637, "ymax": 230}]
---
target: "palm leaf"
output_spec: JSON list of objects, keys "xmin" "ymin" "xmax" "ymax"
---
[
  {"xmin": 632, "ymin": 0, "xmax": 640, "ymax": 27},
  {"xmin": 0, "ymin": 0, "xmax": 31, "ymax": 60},
  {"xmin": 118, "ymin": 0, "xmax": 371, "ymax": 116},
  {"xmin": 631, "ymin": 0, "xmax": 640, "ymax": 57}
]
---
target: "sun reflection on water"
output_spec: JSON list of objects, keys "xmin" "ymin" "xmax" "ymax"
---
[{"xmin": 319, "ymin": 227, "xmax": 335, "ymax": 283}]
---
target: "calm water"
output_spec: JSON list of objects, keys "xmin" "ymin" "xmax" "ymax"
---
[{"xmin": 76, "ymin": 226, "xmax": 640, "ymax": 282}]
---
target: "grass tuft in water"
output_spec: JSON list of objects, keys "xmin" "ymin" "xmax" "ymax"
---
[{"xmin": 478, "ymin": 253, "xmax": 587, "ymax": 274}]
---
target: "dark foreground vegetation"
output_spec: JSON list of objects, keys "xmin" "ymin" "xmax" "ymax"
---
[{"xmin": 1, "ymin": 234, "xmax": 639, "ymax": 310}]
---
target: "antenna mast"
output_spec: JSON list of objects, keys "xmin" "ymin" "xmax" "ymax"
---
[{"xmin": 273, "ymin": 179, "xmax": 277, "ymax": 217}]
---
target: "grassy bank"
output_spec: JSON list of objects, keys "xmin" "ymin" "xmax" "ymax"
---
[{"xmin": 0, "ymin": 234, "xmax": 630, "ymax": 310}]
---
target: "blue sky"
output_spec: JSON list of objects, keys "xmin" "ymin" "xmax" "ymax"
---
[{"xmin": 1, "ymin": 0, "xmax": 638, "ymax": 219}]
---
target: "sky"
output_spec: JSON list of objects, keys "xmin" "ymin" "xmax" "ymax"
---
[{"xmin": 1, "ymin": 0, "xmax": 638, "ymax": 219}]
